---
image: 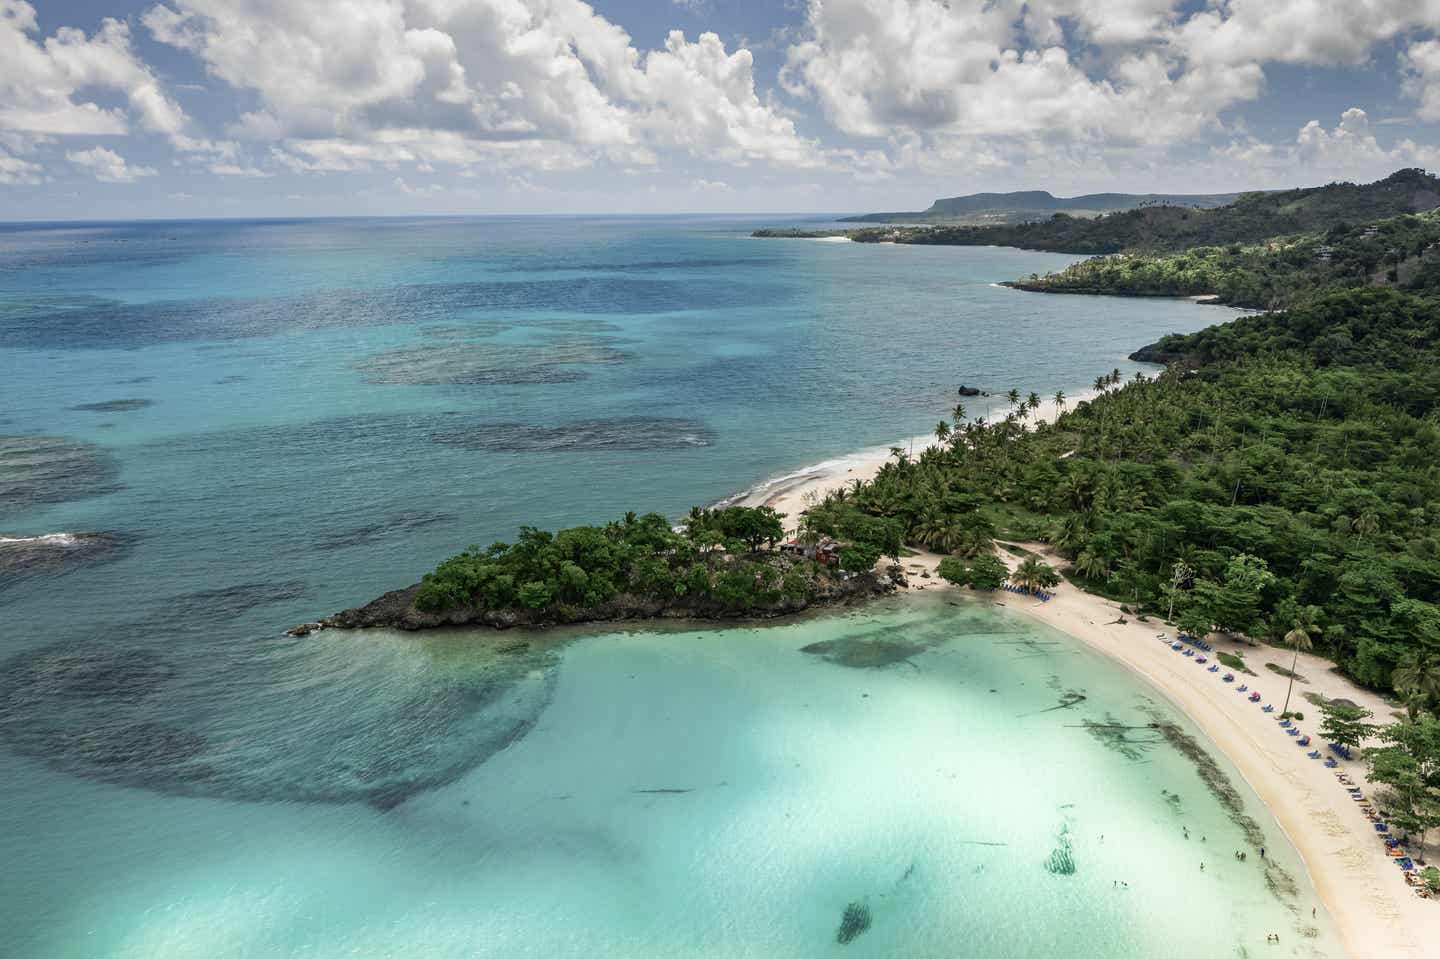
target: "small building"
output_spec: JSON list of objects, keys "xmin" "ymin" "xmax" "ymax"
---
[{"xmin": 780, "ymin": 537, "xmax": 845, "ymax": 567}]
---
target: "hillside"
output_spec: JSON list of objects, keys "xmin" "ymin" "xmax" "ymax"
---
[
  {"xmin": 760, "ymin": 169, "xmax": 1440, "ymax": 254},
  {"xmin": 1007, "ymin": 208, "xmax": 1440, "ymax": 310},
  {"xmin": 842, "ymin": 189, "xmax": 1244, "ymax": 225}
]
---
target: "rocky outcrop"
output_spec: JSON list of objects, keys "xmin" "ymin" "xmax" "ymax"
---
[
  {"xmin": 1127, "ymin": 340, "xmax": 1190, "ymax": 364},
  {"xmin": 0, "ymin": 531, "xmax": 124, "ymax": 585},
  {"xmin": 291, "ymin": 567, "xmax": 896, "ymax": 636}
]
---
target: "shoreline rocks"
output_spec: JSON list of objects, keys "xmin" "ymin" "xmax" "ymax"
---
[{"xmin": 290, "ymin": 568, "xmax": 896, "ymax": 636}]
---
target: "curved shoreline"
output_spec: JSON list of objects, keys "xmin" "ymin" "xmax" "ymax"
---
[
  {"xmin": 719, "ymin": 429, "xmax": 1437, "ymax": 958},
  {"xmin": 991, "ymin": 555, "xmax": 1436, "ymax": 959}
]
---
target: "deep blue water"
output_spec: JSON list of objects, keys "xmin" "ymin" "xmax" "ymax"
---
[{"xmin": 0, "ymin": 216, "xmax": 1305, "ymax": 958}]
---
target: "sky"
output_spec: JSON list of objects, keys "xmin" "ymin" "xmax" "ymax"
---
[{"xmin": 3, "ymin": 0, "xmax": 1440, "ymax": 219}]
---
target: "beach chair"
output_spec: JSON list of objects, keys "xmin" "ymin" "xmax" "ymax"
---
[
  {"xmin": 1308, "ymin": 750, "xmax": 1321, "ymax": 759},
  {"xmin": 1279, "ymin": 719, "xmax": 1292, "ymax": 727},
  {"xmin": 1261, "ymin": 704, "xmax": 1274, "ymax": 712},
  {"xmin": 1324, "ymin": 758, "xmax": 1338, "ymax": 767}
]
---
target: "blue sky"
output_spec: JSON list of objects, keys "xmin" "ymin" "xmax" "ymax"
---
[{"xmin": 3, "ymin": 0, "xmax": 1440, "ymax": 219}]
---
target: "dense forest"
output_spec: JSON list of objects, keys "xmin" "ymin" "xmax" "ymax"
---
[
  {"xmin": 1009, "ymin": 209, "xmax": 1440, "ymax": 310},
  {"xmin": 755, "ymin": 169, "xmax": 1440, "ymax": 256}
]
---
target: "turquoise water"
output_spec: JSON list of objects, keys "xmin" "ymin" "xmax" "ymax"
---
[{"xmin": 0, "ymin": 217, "xmax": 1332, "ymax": 955}]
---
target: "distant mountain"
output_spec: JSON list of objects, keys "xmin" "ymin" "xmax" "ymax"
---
[
  {"xmin": 835, "ymin": 169, "xmax": 1440, "ymax": 255},
  {"xmin": 842, "ymin": 189, "xmax": 1245, "ymax": 225}
]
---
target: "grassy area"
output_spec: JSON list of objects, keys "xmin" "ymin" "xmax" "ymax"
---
[
  {"xmin": 1265, "ymin": 662, "xmax": 1306, "ymax": 683},
  {"xmin": 1217, "ymin": 651, "xmax": 1256, "ymax": 675}
]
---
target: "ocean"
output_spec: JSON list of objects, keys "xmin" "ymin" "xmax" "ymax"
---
[{"xmin": 0, "ymin": 216, "xmax": 1336, "ymax": 956}]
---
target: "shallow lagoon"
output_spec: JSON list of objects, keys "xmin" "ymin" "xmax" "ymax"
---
[{"xmin": 7, "ymin": 595, "xmax": 1338, "ymax": 957}]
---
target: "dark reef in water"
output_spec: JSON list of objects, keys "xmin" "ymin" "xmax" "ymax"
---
[
  {"xmin": 835, "ymin": 902, "xmax": 872, "ymax": 944},
  {"xmin": 70, "ymin": 398, "xmax": 153, "ymax": 412},
  {"xmin": 312, "ymin": 511, "xmax": 455, "ymax": 551},
  {"xmin": 0, "ymin": 436, "xmax": 119, "ymax": 517},
  {"xmin": 157, "ymin": 580, "xmax": 307, "ymax": 620},
  {"xmin": 801, "ymin": 636, "xmax": 922, "ymax": 669},
  {"xmin": 430, "ymin": 417, "xmax": 714, "ymax": 453},
  {"xmin": 0, "ymin": 531, "xmax": 127, "ymax": 589},
  {"xmin": 1149, "ymin": 712, "xmax": 1300, "ymax": 902},
  {"xmin": 355, "ymin": 337, "xmax": 632, "ymax": 386},
  {"xmin": 0, "ymin": 633, "xmax": 559, "ymax": 808}
]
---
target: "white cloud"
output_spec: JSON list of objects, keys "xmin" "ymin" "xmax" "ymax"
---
[
  {"xmin": 1210, "ymin": 108, "xmax": 1440, "ymax": 186},
  {"xmin": 66, "ymin": 146, "xmax": 158, "ymax": 182},
  {"xmin": 393, "ymin": 176, "xmax": 443, "ymax": 196},
  {"xmin": 0, "ymin": 0, "xmax": 187, "ymax": 137},
  {"xmin": 1402, "ymin": 40, "xmax": 1440, "ymax": 121},
  {"xmin": 781, "ymin": 0, "xmax": 1440, "ymax": 156},
  {"xmin": 143, "ymin": 0, "xmax": 820, "ymax": 175},
  {"xmin": 0, "ymin": 148, "xmax": 44, "ymax": 185}
]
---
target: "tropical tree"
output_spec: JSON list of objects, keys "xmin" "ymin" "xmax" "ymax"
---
[
  {"xmin": 1052, "ymin": 390, "xmax": 1066, "ymax": 414},
  {"xmin": 1013, "ymin": 556, "xmax": 1061, "ymax": 592},
  {"xmin": 1280, "ymin": 618, "xmax": 1318, "ymax": 715},
  {"xmin": 1074, "ymin": 550, "xmax": 1110, "ymax": 581},
  {"xmin": 934, "ymin": 420, "xmax": 950, "ymax": 443},
  {"xmin": 1007, "ymin": 388, "xmax": 1021, "ymax": 408},
  {"xmin": 1319, "ymin": 700, "xmax": 1373, "ymax": 753},
  {"xmin": 1393, "ymin": 655, "xmax": 1440, "ymax": 720}
]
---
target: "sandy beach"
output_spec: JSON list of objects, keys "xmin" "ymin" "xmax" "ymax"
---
[
  {"xmin": 736, "ymin": 390, "xmax": 1091, "ymax": 534},
  {"xmin": 731, "ymin": 410, "xmax": 1439, "ymax": 959},
  {"xmin": 988, "ymin": 543, "xmax": 1440, "ymax": 959}
]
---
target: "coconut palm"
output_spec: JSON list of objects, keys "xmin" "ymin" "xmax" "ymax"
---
[
  {"xmin": 1093, "ymin": 374, "xmax": 1107, "ymax": 393},
  {"xmin": 1279, "ymin": 619, "xmax": 1318, "ymax": 715},
  {"xmin": 1392, "ymin": 656, "xmax": 1440, "ymax": 720},
  {"xmin": 951, "ymin": 402, "xmax": 967, "ymax": 424},
  {"xmin": 1007, "ymin": 388, "xmax": 1021, "ymax": 407},
  {"xmin": 1074, "ymin": 550, "xmax": 1110, "ymax": 580},
  {"xmin": 934, "ymin": 420, "xmax": 950, "ymax": 443},
  {"xmin": 1053, "ymin": 390, "xmax": 1066, "ymax": 413},
  {"xmin": 1352, "ymin": 510, "xmax": 1380, "ymax": 541}
]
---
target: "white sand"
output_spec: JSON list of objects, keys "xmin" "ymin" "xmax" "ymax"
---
[
  {"xmin": 736, "ymin": 391, "xmax": 1095, "ymax": 537},
  {"xmin": 728, "ymin": 404, "xmax": 1439, "ymax": 957},
  {"xmin": 985, "ymin": 544, "xmax": 1438, "ymax": 959}
]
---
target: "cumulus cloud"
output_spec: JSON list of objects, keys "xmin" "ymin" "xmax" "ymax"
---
[
  {"xmin": 142, "ymin": 0, "xmax": 820, "ymax": 174},
  {"xmin": 782, "ymin": 0, "xmax": 1440, "ymax": 153},
  {"xmin": 0, "ymin": 148, "xmax": 44, "ymax": 184},
  {"xmin": 1211, "ymin": 108, "xmax": 1440, "ymax": 186},
  {"xmin": 1402, "ymin": 40, "xmax": 1440, "ymax": 121},
  {"xmin": 0, "ymin": 0, "xmax": 186, "ymax": 137},
  {"xmin": 66, "ymin": 146, "xmax": 158, "ymax": 182}
]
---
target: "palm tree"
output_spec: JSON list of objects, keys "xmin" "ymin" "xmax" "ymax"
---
[
  {"xmin": 951, "ymin": 402, "xmax": 967, "ymax": 424},
  {"xmin": 1007, "ymin": 388, "xmax": 1021, "ymax": 408},
  {"xmin": 1093, "ymin": 374, "xmax": 1107, "ymax": 393},
  {"xmin": 1075, "ymin": 550, "xmax": 1109, "ymax": 580},
  {"xmin": 1053, "ymin": 390, "xmax": 1066, "ymax": 414},
  {"xmin": 1352, "ymin": 510, "xmax": 1380, "ymax": 541},
  {"xmin": 1279, "ymin": 621, "xmax": 1317, "ymax": 715},
  {"xmin": 934, "ymin": 420, "xmax": 950, "ymax": 443},
  {"xmin": 1027, "ymin": 391, "xmax": 1041, "ymax": 413},
  {"xmin": 1392, "ymin": 656, "xmax": 1440, "ymax": 720}
]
